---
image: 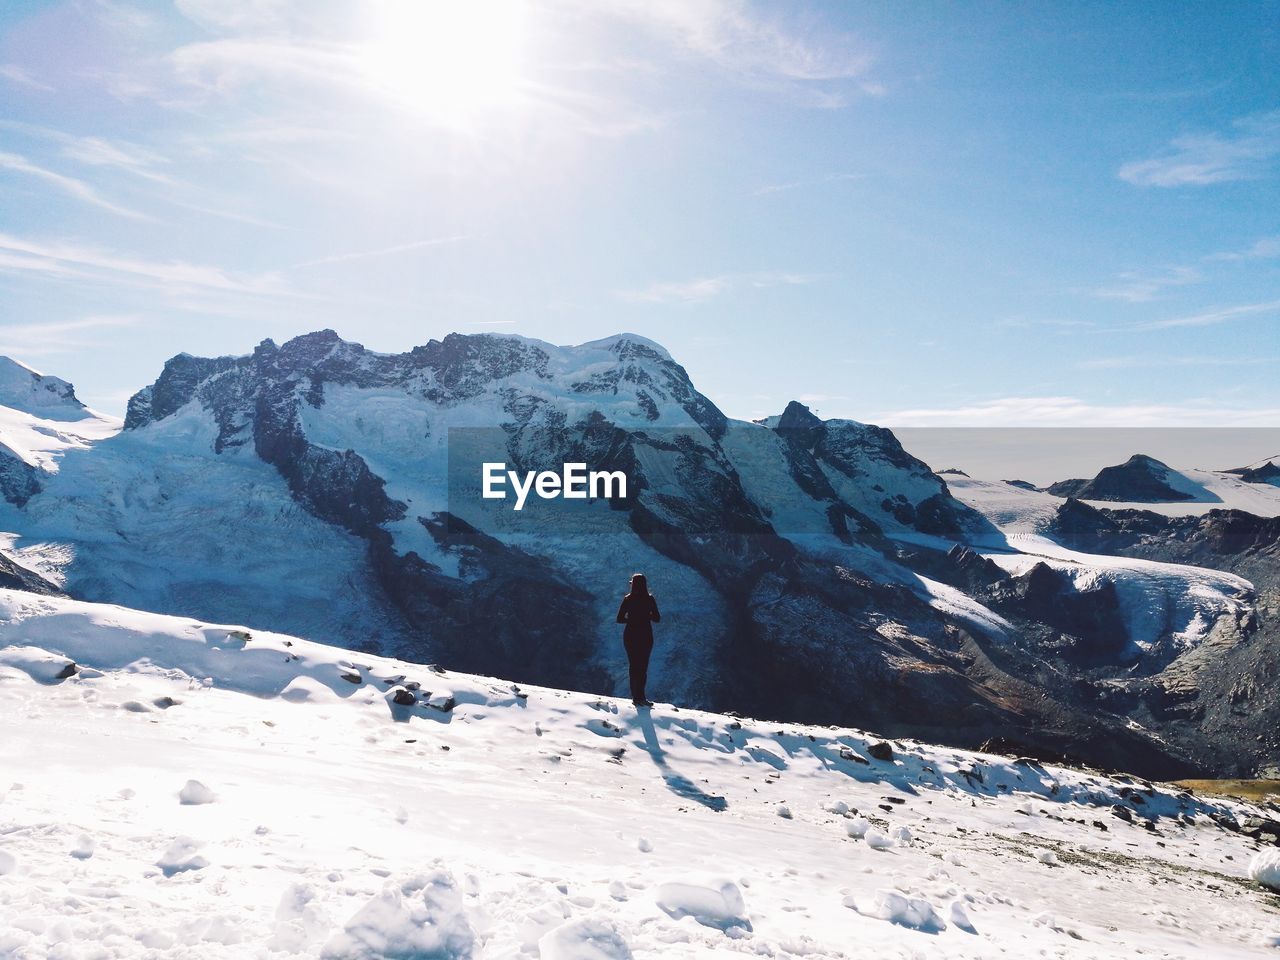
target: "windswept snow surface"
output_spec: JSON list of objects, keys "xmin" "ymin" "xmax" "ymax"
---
[{"xmin": 2, "ymin": 589, "xmax": 1280, "ymax": 958}]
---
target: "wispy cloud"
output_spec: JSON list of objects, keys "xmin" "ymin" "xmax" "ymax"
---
[
  {"xmin": 594, "ymin": 0, "xmax": 879, "ymax": 106},
  {"xmin": 1091, "ymin": 266, "xmax": 1201, "ymax": 303},
  {"xmin": 174, "ymin": 0, "xmax": 292, "ymax": 32},
  {"xmin": 879, "ymin": 395, "xmax": 1280, "ymax": 428},
  {"xmin": 167, "ymin": 0, "xmax": 879, "ymax": 137},
  {"xmin": 1118, "ymin": 110, "xmax": 1280, "ymax": 187},
  {"xmin": 0, "ymin": 151, "xmax": 152, "ymax": 220},
  {"xmin": 0, "ymin": 124, "xmax": 289, "ymax": 228},
  {"xmin": 1206, "ymin": 236, "xmax": 1280, "ymax": 262},
  {"xmin": 997, "ymin": 317, "xmax": 1096, "ymax": 331},
  {"xmin": 1077, "ymin": 355, "xmax": 1276, "ymax": 370},
  {"xmin": 170, "ymin": 38, "xmax": 358, "ymax": 98},
  {"xmin": 754, "ymin": 172, "xmax": 862, "ymax": 196},
  {"xmin": 0, "ymin": 64, "xmax": 53, "ymax": 92},
  {"xmin": 293, "ymin": 235, "xmax": 469, "ymax": 269},
  {"xmin": 59, "ymin": 136, "xmax": 174, "ymax": 185},
  {"xmin": 617, "ymin": 271, "xmax": 817, "ymax": 304},
  {"xmin": 0, "ymin": 315, "xmax": 143, "ymax": 358},
  {"xmin": 0, "ymin": 233, "xmax": 287, "ymax": 296},
  {"xmin": 1138, "ymin": 299, "xmax": 1280, "ymax": 330}
]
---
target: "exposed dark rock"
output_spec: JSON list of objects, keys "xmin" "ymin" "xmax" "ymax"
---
[
  {"xmin": 1047, "ymin": 454, "xmax": 1205, "ymax": 503},
  {"xmin": 988, "ymin": 563, "xmax": 1130, "ymax": 665},
  {"xmin": 1225, "ymin": 460, "xmax": 1280, "ymax": 485},
  {"xmin": 0, "ymin": 450, "xmax": 40, "ymax": 507},
  {"xmin": 371, "ymin": 515, "xmax": 606, "ymax": 694},
  {"xmin": 1045, "ymin": 478, "xmax": 1088, "ymax": 498},
  {"xmin": 0, "ymin": 552, "xmax": 64, "ymax": 595},
  {"xmin": 867, "ymin": 741, "xmax": 894, "ymax": 761}
]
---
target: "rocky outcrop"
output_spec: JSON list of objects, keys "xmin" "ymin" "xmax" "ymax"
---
[
  {"xmin": 370, "ymin": 516, "xmax": 606, "ymax": 693},
  {"xmin": 0, "ymin": 552, "xmax": 63, "ymax": 595},
  {"xmin": 989, "ymin": 563, "xmax": 1128, "ymax": 664},
  {"xmin": 1225, "ymin": 461, "xmax": 1280, "ymax": 485},
  {"xmin": 0, "ymin": 448, "xmax": 39, "ymax": 506},
  {"xmin": 766, "ymin": 401, "xmax": 977, "ymax": 538},
  {"xmin": 1046, "ymin": 454, "xmax": 1205, "ymax": 503}
]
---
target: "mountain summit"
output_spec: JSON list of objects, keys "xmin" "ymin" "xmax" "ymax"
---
[{"xmin": 1046, "ymin": 454, "xmax": 1215, "ymax": 503}]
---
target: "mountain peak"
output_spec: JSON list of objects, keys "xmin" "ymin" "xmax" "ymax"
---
[
  {"xmin": 1122, "ymin": 453, "xmax": 1169, "ymax": 470},
  {"xmin": 580, "ymin": 332, "xmax": 674, "ymax": 363},
  {"xmin": 1047, "ymin": 452, "xmax": 1206, "ymax": 503},
  {"xmin": 0, "ymin": 356, "xmax": 88, "ymax": 421},
  {"xmin": 776, "ymin": 400, "xmax": 823, "ymax": 432}
]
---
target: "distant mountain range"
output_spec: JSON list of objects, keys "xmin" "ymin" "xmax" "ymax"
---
[{"xmin": 1, "ymin": 331, "xmax": 1278, "ymax": 779}]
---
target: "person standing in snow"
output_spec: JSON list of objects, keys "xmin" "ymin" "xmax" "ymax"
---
[{"xmin": 616, "ymin": 573, "xmax": 660, "ymax": 707}]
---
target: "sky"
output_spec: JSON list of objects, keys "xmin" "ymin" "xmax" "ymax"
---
[{"xmin": 0, "ymin": 0, "xmax": 1277, "ymax": 427}]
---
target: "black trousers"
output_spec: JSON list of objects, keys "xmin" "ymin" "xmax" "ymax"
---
[{"xmin": 623, "ymin": 634, "xmax": 653, "ymax": 702}]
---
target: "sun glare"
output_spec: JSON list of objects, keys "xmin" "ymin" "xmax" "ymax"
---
[{"xmin": 360, "ymin": 0, "xmax": 528, "ymax": 125}]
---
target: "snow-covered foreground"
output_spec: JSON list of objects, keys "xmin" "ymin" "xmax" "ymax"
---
[{"xmin": 2, "ymin": 589, "xmax": 1279, "ymax": 959}]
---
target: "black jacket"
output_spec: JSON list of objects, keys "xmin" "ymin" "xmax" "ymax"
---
[{"xmin": 616, "ymin": 593, "xmax": 660, "ymax": 641}]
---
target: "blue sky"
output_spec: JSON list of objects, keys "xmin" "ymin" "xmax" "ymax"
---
[{"xmin": 0, "ymin": 0, "xmax": 1277, "ymax": 425}]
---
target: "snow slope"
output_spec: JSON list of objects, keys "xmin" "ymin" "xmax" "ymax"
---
[
  {"xmin": 0, "ymin": 404, "xmax": 118, "ymax": 475},
  {"xmin": 2, "ymin": 589, "xmax": 1279, "ymax": 958},
  {"xmin": 0, "ymin": 403, "xmax": 410, "ymax": 647}
]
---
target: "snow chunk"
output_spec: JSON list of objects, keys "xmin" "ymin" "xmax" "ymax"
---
[
  {"xmin": 179, "ymin": 779, "xmax": 217, "ymax": 805},
  {"xmin": 70, "ymin": 835, "xmax": 95, "ymax": 860},
  {"xmin": 157, "ymin": 837, "xmax": 208, "ymax": 876},
  {"xmin": 864, "ymin": 889, "xmax": 946, "ymax": 932},
  {"xmin": 949, "ymin": 899, "xmax": 976, "ymax": 932},
  {"xmin": 539, "ymin": 916, "xmax": 632, "ymax": 960},
  {"xmin": 270, "ymin": 883, "xmax": 326, "ymax": 953},
  {"xmin": 864, "ymin": 829, "xmax": 895, "ymax": 851},
  {"xmin": 281, "ymin": 675, "xmax": 340, "ymax": 704},
  {"xmin": 322, "ymin": 870, "xmax": 475, "ymax": 959},
  {"xmin": 844, "ymin": 816, "xmax": 871, "ymax": 839},
  {"xmin": 0, "ymin": 850, "xmax": 14, "ymax": 875},
  {"xmin": 1037, "ymin": 849, "xmax": 1059, "ymax": 867},
  {"xmin": 1250, "ymin": 849, "xmax": 1280, "ymax": 892},
  {"xmin": 655, "ymin": 880, "xmax": 750, "ymax": 931}
]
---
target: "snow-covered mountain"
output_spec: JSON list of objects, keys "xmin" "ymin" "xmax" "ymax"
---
[
  {"xmin": 0, "ymin": 330, "xmax": 1276, "ymax": 778},
  {"xmin": 2, "ymin": 588, "xmax": 1279, "ymax": 958},
  {"xmin": 0, "ymin": 356, "xmax": 119, "ymax": 507},
  {"xmin": 1045, "ymin": 453, "xmax": 1280, "ymax": 515}
]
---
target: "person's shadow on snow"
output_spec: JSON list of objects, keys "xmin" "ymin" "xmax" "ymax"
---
[{"xmin": 635, "ymin": 710, "xmax": 728, "ymax": 813}]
